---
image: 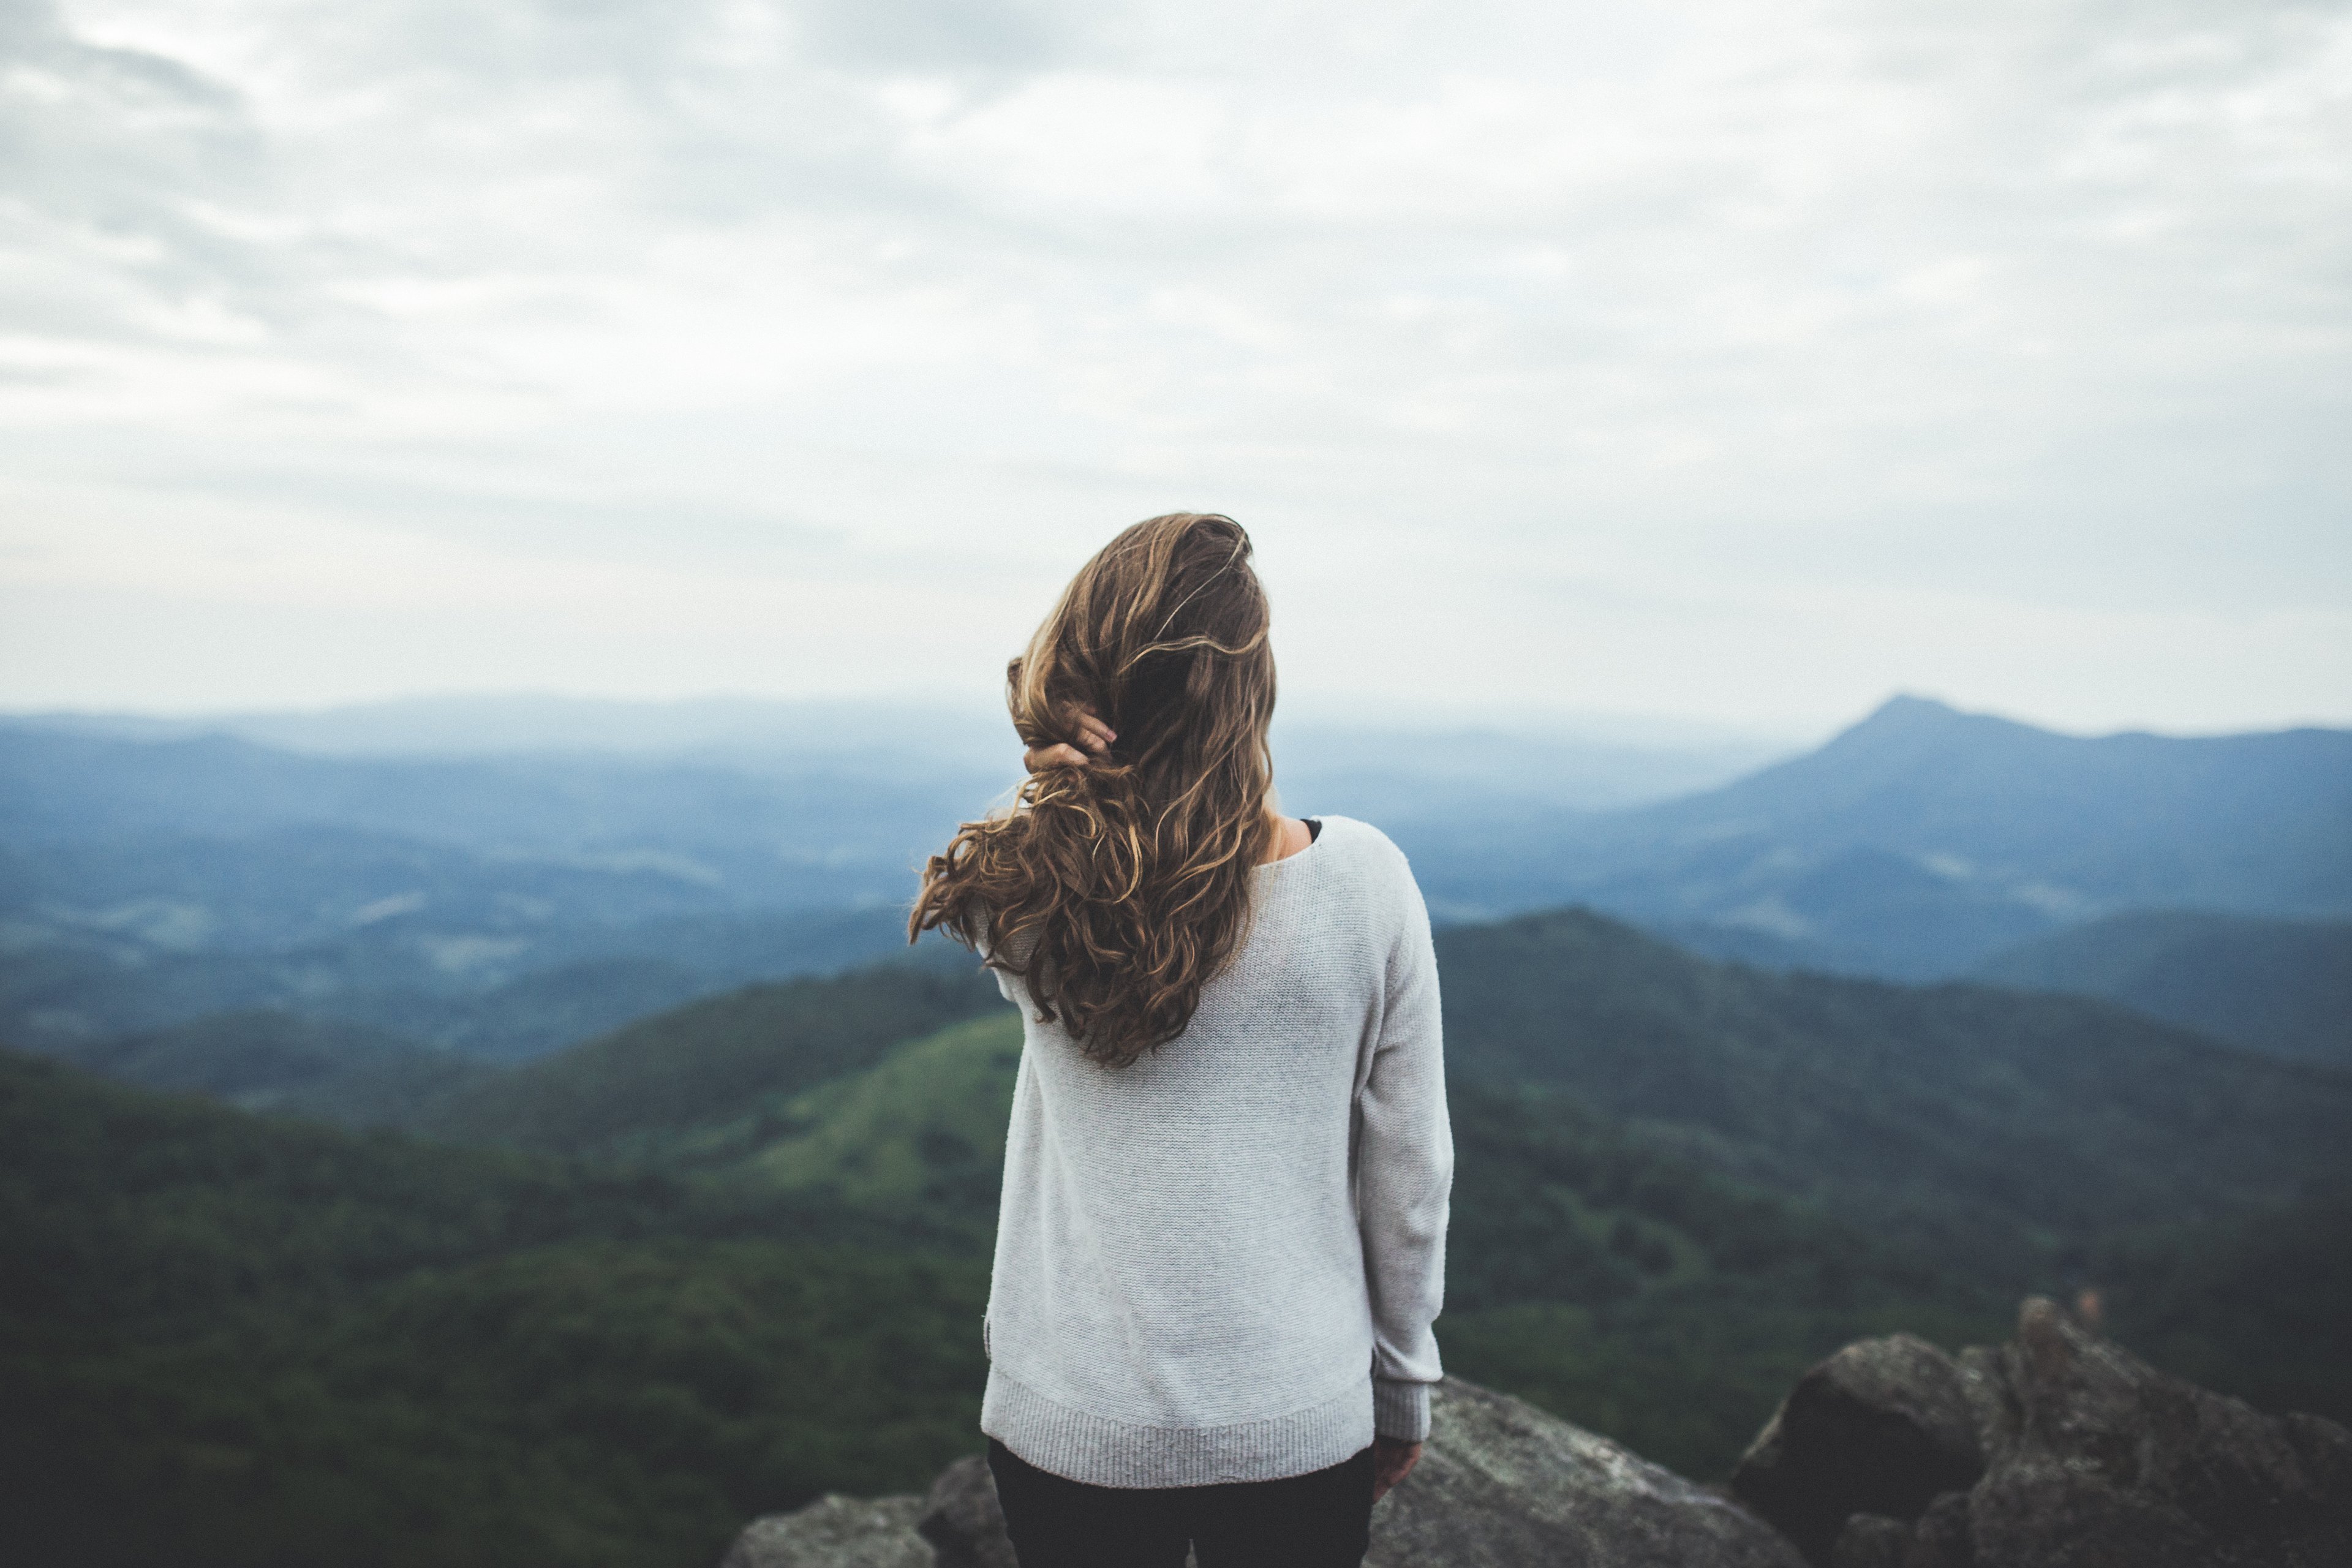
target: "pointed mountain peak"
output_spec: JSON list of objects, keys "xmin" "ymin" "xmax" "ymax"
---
[
  {"xmin": 1853, "ymin": 694, "xmax": 1966, "ymax": 730},
  {"xmin": 1824, "ymin": 694, "xmax": 2033, "ymax": 752}
]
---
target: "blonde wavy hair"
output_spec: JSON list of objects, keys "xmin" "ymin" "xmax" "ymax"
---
[{"xmin": 909, "ymin": 513, "xmax": 1278, "ymax": 1066}]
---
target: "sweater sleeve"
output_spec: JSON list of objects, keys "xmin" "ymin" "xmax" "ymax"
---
[{"xmin": 1355, "ymin": 858, "xmax": 1452, "ymax": 1443}]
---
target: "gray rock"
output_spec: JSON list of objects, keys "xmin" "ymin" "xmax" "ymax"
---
[
  {"xmin": 1736, "ymin": 1298, "xmax": 2352, "ymax": 1568},
  {"xmin": 1904, "ymin": 1491, "xmax": 1972, "ymax": 1568},
  {"xmin": 1959, "ymin": 1296, "xmax": 2352, "ymax": 1568},
  {"xmin": 916, "ymin": 1455, "xmax": 1017, "ymax": 1568},
  {"xmin": 2284, "ymin": 1411, "xmax": 2352, "ymax": 1498},
  {"xmin": 1952, "ymin": 1344, "xmax": 2022, "ymax": 1470},
  {"xmin": 1732, "ymin": 1333, "xmax": 1985, "ymax": 1563},
  {"xmin": 732, "ymin": 1379, "xmax": 1800, "ymax": 1568},
  {"xmin": 1366, "ymin": 1378, "xmax": 1805, "ymax": 1567},
  {"xmin": 1828, "ymin": 1513, "xmax": 1909, "ymax": 1568},
  {"xmin": 718, "ymin": 1493, "xmax": 932, "ymax": 1568}
]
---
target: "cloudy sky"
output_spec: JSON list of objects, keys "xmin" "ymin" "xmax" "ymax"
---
[{"xmin": 1, "ymin": 0, "xmax": 2346, "ymax": 736}]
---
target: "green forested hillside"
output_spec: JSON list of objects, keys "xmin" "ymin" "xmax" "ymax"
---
[
  {"xmin": 1434, "ymin": 908, "xmax": 2352, "ymax": 1283},
  {"xmin": 413, "ymin": 962, "xmax": 1004, "ymax": 1157},
  {"xmin": 1975, "ymin": 910, "xmax": 2352, "ymax": 1066},
  {"xmin": 11, "ymin": 915, "xmax": 2350, "ymax": 1568},
  {"xmin": 52, "ymin": 1009, "xmax": 492, "ymax": 1125},
  {"xmin": 398, "ymin": 965, "xmax": 2348, "ymax": 1474},
  {"xmin": 0, "ymin": 1049, "xmax": 989, "ymax": 1568}
]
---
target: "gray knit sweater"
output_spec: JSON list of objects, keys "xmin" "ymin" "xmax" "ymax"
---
[{"xmin": 979, "ymin": 814, "xmax": 1452, "ymax": 1488}]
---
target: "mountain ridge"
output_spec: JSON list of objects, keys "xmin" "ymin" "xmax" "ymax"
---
[
  {"xmin": 1402, "ymin": 695, "xmax": 2352, "ymax": 975},
  {"xmin": 1973, "ymin": 909, "xmax": 2352, "ymax": 1066}
]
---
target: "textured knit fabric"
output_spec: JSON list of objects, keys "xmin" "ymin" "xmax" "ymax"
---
[{"xmin": 979, "ymin": 814, "xmax": 1452, "ymax": 1488}]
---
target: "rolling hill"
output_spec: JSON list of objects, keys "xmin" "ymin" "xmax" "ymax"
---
[
  {"xmin": 1975, "ymin": 910, "xmax": 2352, "ymax": 1066},
  {"xmin": 50, "ymin": 1009, "xmax": 490, "ymax": 1125},
  {"xmin": 0, "ymin": 1046, "xmax": 990, "ymax": 1568},
  {"xmin": 413, "ymin": 960, "xmax": 1004, "ymax": 1156},
  {"xmin": 1433, "ymin": 908, "xmax": 2352, "ymax": 1281},
  {"xmin": 13, "ymin": 697, "xmax": 2346, "ymax": 1063},
  {"xmin": 377, "ymin": 921, "xmax": 2352, "ymax": 1450},
  {"xmin": 611, "ymin": 1006, "xmax": 2009, "ymax": 1471},
  {"xmin": 12, "ymin": 690, "xmax": 2346, "ymax": 1564},
  {"xmin": 0, "ymin": 891, "xmax": 919, "ymax": 1063},
  {"xmin": 10, "ymin": 902, "xmax": 2349, "ymax": 1566},
  {"xmin": 350, "ymin": 910, "xmax": 2352, "ymax": 1317}
]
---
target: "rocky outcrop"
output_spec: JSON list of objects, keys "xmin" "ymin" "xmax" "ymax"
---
[
  {"xmin": 1735, "ymin": 1297, "xmax": 2352, "ymax": 1568},
  {"xmin": 916, "ymin": 1457, "xmax": 1016, "ymax": 1568},
  {"xmin": 718, "ymin": 1494, "xmax": 932, "ymax": 1568},
  {"xmin": 1732, "ymin": 1332, "xmax": 1985, "ymax": 1561},
  {"xmin": 1362, "ymin": 1378, "xmax": 1801, "ymax": 1567},
  {"xmin": 723, "ymin": 1377, "xmax": 1800, "ymax": 1567},
  {"xmin": 724, "ymin": 1309, "xmax": 2351, "ymax": 1568}
]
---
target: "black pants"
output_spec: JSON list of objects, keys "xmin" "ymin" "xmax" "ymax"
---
[{"xmin": 987, "ymin": 1439, "xmax": 1375, "ymax": 1568}]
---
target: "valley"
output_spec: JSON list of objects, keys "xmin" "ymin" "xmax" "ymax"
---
[{"xmin": 3, "ymin": 693, "xmax": 2346, "ymax": 1567}]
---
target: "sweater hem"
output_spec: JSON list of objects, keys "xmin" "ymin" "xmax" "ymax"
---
[{"xmin": 981, "ymin": 1368, "xmax": 1375, "ymax": 1489}]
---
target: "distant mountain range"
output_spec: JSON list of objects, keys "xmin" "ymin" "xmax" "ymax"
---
[
  {"xmin": 7, "ymin": 691, "xmax": 2345, "ymax": 1567},
  {"xmin": 4, "ymin": 693, "xmax": 2346, "ymax": 1066},
  {"xmin": 1398, "ymin": 695, "xmax": 2352, "ymax": 978},
  {"xmin": 0, "ymin": 701, "xmax": 1777, "ymax": 1055}
]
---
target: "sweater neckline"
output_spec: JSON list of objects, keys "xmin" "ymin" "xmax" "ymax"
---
[{"xmin": 1255, "ymin": 816, "xmax": 1327, "ymax": 874}]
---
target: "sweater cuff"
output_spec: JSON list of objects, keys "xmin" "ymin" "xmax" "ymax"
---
[{"xmin": 1373, "ymin": 1378, "xmax": 1430, "ymax": 1443}]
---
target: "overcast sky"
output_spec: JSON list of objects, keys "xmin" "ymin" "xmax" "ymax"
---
[{"xmin": 1, "ymin": 0, "xmax": 2346, "ymax": 737}]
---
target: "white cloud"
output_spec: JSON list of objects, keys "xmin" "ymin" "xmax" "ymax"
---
[{"xmin": 0, "ymin": 0, "xmax": 2346, "ymax": 733}]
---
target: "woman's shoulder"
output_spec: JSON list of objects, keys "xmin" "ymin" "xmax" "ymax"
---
[
  {"xmin": 1309, "ymin": 813, "xmax": 1398, "ymax": 848},
  {"xmin": 1300, "ymin": 815, "xmax": 1417, "ymax": 883}
]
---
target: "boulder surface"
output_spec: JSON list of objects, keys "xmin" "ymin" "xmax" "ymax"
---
[
  {"xmin": 916, "ymin": 1456, "xmax": 1017, "ymax": 1568},
  {"xmin": 1736, "ymin": 1297, "xmax": 2352, "ymax": 1568},
  {"xmin": 719, "ymin": 1494, "xmax": 932, "ymax": 1568},
  {"xmin": 723, "ymin": 1377, "xmax": 1801, "ymax": 1568},
  {"xmin": 723, "ymin": 1311, "xmax": 2351, "ymax": 1568},
  {"xmin": 1731, "ymin": 1332, "xmax": 1985, "ymax": 1562},
  {"xmin": 1366, "ymin": 1378, "xmax": 1802, "ymax": 1567}
]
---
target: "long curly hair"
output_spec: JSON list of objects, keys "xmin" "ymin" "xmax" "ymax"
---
[{"xmin": 910, "ymin": 513, "xmax": 1278, "ymax": 1066}]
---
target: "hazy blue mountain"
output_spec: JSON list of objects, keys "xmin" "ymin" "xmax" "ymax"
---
[
  {"xmin": 0, "ymin": 704, "xmax": 1781, "ymax": 1061},
  {"xmin": 79, "ymin": 692, "xmax": 1025, "ymax": 770},
  {"xmin": 0, "ymin": 707, "xmax": 1771, "ymax": 951},
  {"xmin": 1975, "ymin": 910, "xmax": 2352, "ymax": 1067},
  {"xmin": 0, "ymin": 725, "xmax": 998, "ymax": 899},
  {"xmin": 1392, "ymin": 696, "xmax": 2352, "ymax": 976},
  {"xmin": 67, "ymin": 688, "xmax": 1782, "ymax": 782},
  {"xmin": 1, "ymin": 901, "xmax": 924, "ymax": 1061},
  {"xmin": 12, "ymin": 695, "xmax": 2346, "ymax": 1030},
  {"xmin": 1, "ymin": 824, "xmax": 764, "ymax": 957}
]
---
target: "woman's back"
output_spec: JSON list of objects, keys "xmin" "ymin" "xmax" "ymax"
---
[
  {"xmin": 981, "ymin": 815, "xmax": 1452, "ymax": 1488},
  {"xmin": 910, "ymin": 512, "xmax": 1451, "ymax": 1559}
]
